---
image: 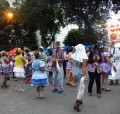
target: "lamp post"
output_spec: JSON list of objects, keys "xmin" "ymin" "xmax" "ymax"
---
[{"xmin": 7, "ymin": 12, "xmax": 13, "ymax": 49}]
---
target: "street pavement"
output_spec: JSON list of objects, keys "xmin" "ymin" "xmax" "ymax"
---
[{"xmin": 0, "ymin": 77, "xmax": 120, "ymax": 114}]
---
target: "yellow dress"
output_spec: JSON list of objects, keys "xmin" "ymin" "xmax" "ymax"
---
[{"xmin": 13, "ymin": 55, "xmax": 25, "ymax": 78}]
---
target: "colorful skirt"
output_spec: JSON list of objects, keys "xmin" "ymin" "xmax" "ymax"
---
[
  {"xmin": 0, "ymin": 66, "xmax": 12, "ymax": 77},
  {"xmin": 66, "ymin": 62, "xmax": 72, "ymax": 73},
  {"xmin": 13, "ymin": 67, "xmax": 25, "ymax": 78},
  {"xmin": 31, "ymin": 72, "xmax": 48, "ymax": 87},
  {"xmin": 101, "ymin": 63, "xmax": 111, "ymax": 75}
]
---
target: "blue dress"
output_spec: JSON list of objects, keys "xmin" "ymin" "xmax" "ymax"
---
[{"xmin": 31, "ymin": 59, "xmax": 48, "ymax": 87}]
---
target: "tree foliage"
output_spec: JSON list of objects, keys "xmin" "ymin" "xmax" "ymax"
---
[
  {"xmin": 16, "ymin": 0, "xmax": 66, "ymax": 47},
  {"xmin": 0, "ymin": 0, "xmax": 11, "ymax": 50},
  {"xmin": 0, "ymin": 0, "xmax": 38, "ymax": 51},
  {"xmin": 58, "ymin": 0, "xmax": 111, "ymax": 40},
  {"xmin": 0, "ymin": 0, "xmax": 120, "ymax": 50},
  {"xmin": 64, "ymin": 29, "xmax": 100, "ymax": 46}
]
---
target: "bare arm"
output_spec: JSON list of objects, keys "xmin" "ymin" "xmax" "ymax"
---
[
  {"xmin": 4, "ymin": 58, "xmax": 9, "ymax": 63},
  {"xmin": 40, "ymin": 67, "xmax": 47, "ymax": 72},
  {"xmin": 105, "ymin": 56, "xmax": 114, "ymax": 66},
  {"xmin": 105, "ymin": 56, "xmax": 116, "ymax": 71},
  {"xmin": 82, "ymin": 59, "xmax": 87, "ymax": 79},
  {"xmin": 22, "ymin": 56, "xmax": 26, "ymax": 63}
]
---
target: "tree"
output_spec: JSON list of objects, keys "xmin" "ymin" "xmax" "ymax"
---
[
  {"xmin": 64, "ymin": 29, "xmax": 98, "ymax": 46},
  {"xmin": 112, "ymin": 0, "xmax": 120, "ymax": 13},
  {"xmin": 0, "ymin": 0, "xmax": 11, "ymax": 50},
  {"xmin": 0, "ymin": 1, "xmax": 38, "ymax": 50},
  {"xmin": 16, "ymin": 0, "xmax": 66, "ymax": 47},
  {"xmin": 59, "ymin": 1, "xmax": 110, "ymax": 36},
  {"xmin": 13, "ymin": 0, "xmax": 120, "ymax": 48}
]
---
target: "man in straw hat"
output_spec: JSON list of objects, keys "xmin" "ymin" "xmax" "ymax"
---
[
  {"xmin": 51, "ymin": 41, "xmax": 64, "ymax": 94},
  {"xmin": 109, "ymin": 42, "xmax": 120, "ymax": 85}
]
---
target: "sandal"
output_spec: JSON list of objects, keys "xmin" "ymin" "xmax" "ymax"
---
[
  {"xmin": 105, "ymin": 89, "xmax": 111, "ymax": 91},
  {"xmin": 1, "ymin": 85, "xmax": 9, "ymax": 89},
  {"xmin": 39, "ymin": 95, "xmax": 45, "ymax": 99},
  {"xmin": 19, "ymin": 89, "xmax": 25, "ymax": 92},
  {"xmin": 1, "ymin": 85, "xmax": 6, "ymax": 89}
]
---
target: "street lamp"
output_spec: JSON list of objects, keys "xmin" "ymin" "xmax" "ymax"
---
[{"xmin": 7, "ymin": 12, "xmax": 13, "ymax": 19}]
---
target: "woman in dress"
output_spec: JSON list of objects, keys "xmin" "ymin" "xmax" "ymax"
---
[
  {"xmin": 25, "ymin": 49, "xmax": 33, "ymax": 83},
  {"xmin": 31, "ymin": 52, "xmax": 48, "ymax": 99},
  {"xmin": 66, "ymin": 47, "xmax": 75, "ymax": 86},
  {"xmin": 87, "ymin": 45, "xmax": 103, "ymax": 98},
  {"xmin": 0, "ymin": 51, "xmax": 11, "ymax": 88},
  {"xmin": 101, "ymin": 46, "xmax": 116, "ymax": 91},
  {"xmin": 72, "ymin": 44, "xmax": 88, "ymax": 112},
  {"xmin": 46, "ymin": 50, "xmax": 53, "ymax": 83},
  {"xmin": 13, "ymin": 48, "xmax": 26, "ymax": 92}
]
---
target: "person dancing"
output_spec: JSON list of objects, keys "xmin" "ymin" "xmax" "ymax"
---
[
  {"xmin": 72, "ymin": 44, "xmax": 88, "ymax": 112},
  {"xmin": 31, "ymin": 52, "xmax": 48, "ymax": 99},
  {"xmin": 13, "ymin": 48, "xmax": 26, "ymax": 92}
]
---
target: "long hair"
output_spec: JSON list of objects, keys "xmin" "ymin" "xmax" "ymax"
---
[{"xmin": 88, "ymin": 48, "xmax": 103, "ymax": 64}]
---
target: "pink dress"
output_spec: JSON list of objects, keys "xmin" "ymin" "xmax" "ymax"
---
[{"xmin": 66, "ymin": 52, "xmax": 73, "ymax": 73}]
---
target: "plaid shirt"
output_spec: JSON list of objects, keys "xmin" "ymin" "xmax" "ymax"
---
[
  {"xmin": 52, "ymin": 49, "xmax": 64, "ymax": 67},
  {"xmin": 87, "ymin": 52, "xmax": 102, "ymax": 73}
]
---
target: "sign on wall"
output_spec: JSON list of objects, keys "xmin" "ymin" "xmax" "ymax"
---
[{"xmin": 108, "ymin": 23, "xmax": 120, "ymax": 42}]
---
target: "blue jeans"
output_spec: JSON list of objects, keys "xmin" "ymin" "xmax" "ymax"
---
[{"xmin": 52, "ymin": 67, "xmax": 64, "ymax": 90}]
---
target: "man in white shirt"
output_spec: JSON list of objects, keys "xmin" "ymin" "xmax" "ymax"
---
[{"xmin": 109, "ymin": 42, "xmax": 120, "ymax": 85}]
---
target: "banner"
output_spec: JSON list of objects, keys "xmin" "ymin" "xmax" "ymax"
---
[{"xmin": 108, "ymin": 23, "xmax": 120, "ymax": 42}]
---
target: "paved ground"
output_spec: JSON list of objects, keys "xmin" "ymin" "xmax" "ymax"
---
[{"xmin": 0, "ymin": 77, "xmax": 120, "ymax": 114}]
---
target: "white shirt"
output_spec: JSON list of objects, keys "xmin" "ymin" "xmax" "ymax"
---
[
  {"xmin": 109, "ymin": 47, "xmax": 120, "ymax": 62},
  {"xmin": 1, "ymin": 56, "xmax": 9, "ymax": 67}
]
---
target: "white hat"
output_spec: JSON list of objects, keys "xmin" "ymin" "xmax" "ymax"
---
[{"xmin": 39, "ymin": 46, "xmax": 43, "ymax": 49}]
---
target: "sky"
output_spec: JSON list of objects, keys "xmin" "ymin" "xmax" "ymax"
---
[
  {"xmin": 56, "ymin": 25, "xmax": 78, "ymax": 46},
  {"xmin": 107, "ymin": 11, "xmax": 120, "ymax": 24}
]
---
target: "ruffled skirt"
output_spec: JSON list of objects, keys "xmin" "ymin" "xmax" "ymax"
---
[
  {"xmin": 13, "ymin": 67, "xmax": 25, "ymax": 78},
  {"xmin": 101, "ymin": 63, "xmax": 111, "ymax": 75},
  {"xmin": 31, "ymin": 73, "xmax": 48, "ymax": 87},
  {"xmin": 0, "ymin": 66, "xmax": 12, "ymax": 77}
]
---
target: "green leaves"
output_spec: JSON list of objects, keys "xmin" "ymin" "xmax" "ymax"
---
[
  {"xmin": 64, "ymin": 29, "xmax": 100, "ymax": 46},
  {"xmin": 18, "ymin": 0, "xmax": 66, "ymax": 47}
]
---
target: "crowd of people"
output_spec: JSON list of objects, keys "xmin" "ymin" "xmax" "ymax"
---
[{"xmin": 0, "ymin": 41, "xmax": 120, "ymax": 112}]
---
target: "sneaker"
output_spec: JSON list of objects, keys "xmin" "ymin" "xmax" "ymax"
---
[
  {"xmin": 105, "ymin": 89, "xmax": 111, "ymax": 91},
  {"xmin": 39, "ymin": 95, "xmax": 45, "ymax": 99},
  {"xmin": 58, "ymin": 89, "xmax": 63, "ymax": 94},
  {"xmin": 19, "ymin": 88, "xmax": 25, "ymax": 92},
  {"xmin": 88, "ymin": 93, "xmax": 93, "ymax": 96},
  {"xmin": 109, "ymin": 80, "xmax": 114, "ymax": 85},
  {"xmin": 115, "ymin": 80, "xmax": 119, "ymax": 85},
  {"xmin": 101, "ymin": 88, "xmax": 105, "ymax": 90},
  {"xmin": 52, "ymin": 88, "xmax": 58, "ymax": 93},
  {"xmin": 97, "ymin": 94, "xmax": 102, "ymax": 98}
]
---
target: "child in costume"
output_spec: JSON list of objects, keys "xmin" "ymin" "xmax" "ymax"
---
[
  {"xmin": 31, "ymin": 52, "xmax": 48, "ymax": 99},
  {"xmin": 66, "ymin": 47, "xmax": 75, "ymax": 86}
]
